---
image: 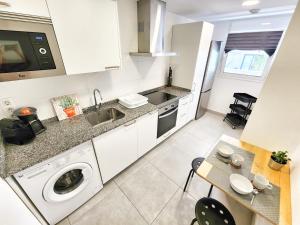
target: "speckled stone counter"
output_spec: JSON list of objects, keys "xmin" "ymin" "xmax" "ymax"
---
[
  {"xmin": 0, "ymin": 86, "xmax": 190, "ymax": 178},
  {"xmin": 0, "ymin": 134, "xmax": 5, "ymax": 177},
  {"xmin": 161, "ymin": 86, "xmax": 191, "ymax": 98}
]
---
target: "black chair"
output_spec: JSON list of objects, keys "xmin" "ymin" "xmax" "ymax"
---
[
  {"xmin": 191, "ymin": 197, "xmax": 236, "ymax": 225},
  {"xmin": 183, "ymin": 157, "xmax": 213, "ymax": 197}
]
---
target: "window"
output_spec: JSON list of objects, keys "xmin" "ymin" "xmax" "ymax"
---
[{"xmin": 224, "ymin": 50, "xmax": 269, "ymax": 77}]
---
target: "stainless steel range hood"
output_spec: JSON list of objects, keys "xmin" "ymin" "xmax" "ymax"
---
[{"xmin": 130, "ymin": 0, "xmax": 176, "ymax": 57}]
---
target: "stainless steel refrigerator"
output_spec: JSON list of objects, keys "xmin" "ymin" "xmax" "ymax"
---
[{"xmin": 195, "ymin": 41, "xmax": 222, "ymax": 119}]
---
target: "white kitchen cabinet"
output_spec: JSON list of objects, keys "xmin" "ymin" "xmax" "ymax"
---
[
  {"xmin": 137, "ymin": 111, "xmax": 158, "ymax": 158},
  {"xmin": 92, "ymin": 120, "xmax": 138, "ymax": 183},
  {"xmin": 177, "ymin": 94, "xmax": 193, "ymax": 129},
  {"xmin": 46, "ymin": 0, "xmax": 121, "ymax": 75},
  {"xmin": 0, "ymin": 0, "xmax": 50, "ymax": 17},
  {"xmin": 171, "ymin": 22, "xmax": 214, "ymax": 119}
]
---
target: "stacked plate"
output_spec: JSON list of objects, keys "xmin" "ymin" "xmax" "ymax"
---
[
  {"xmin": 119, "ymin": 94, "xmax": 148, "ymax": 109},
  {"xmin": 230, "ymin": 174, "xmax": 253, "ymax": 195},
  {"xmin": 218, "ymin": 144, "xmax": 234, "ymax": 158}
]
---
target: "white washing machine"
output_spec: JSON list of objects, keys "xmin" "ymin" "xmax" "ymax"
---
[{"xmin": 14, "ymin": 141, "xmax": 103, "ymax": 225}]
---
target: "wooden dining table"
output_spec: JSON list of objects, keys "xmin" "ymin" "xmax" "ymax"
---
[{"xmin": 196, "ymin": 135, "xmax": 291, "ymax": 225}]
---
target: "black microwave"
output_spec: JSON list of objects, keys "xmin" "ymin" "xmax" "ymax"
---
[
  {"xmin": 0, "ymin": 31, "xmax": 56, "ymax": 72},
  {"xmin": 0, "ymin": 18, "xmax": 65, "ymax": 82}
]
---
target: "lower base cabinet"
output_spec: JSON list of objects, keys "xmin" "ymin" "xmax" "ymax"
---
[
  {"xmin": 93, "ymin": 111, "xmax": 158, "ymax": 183},
  {"xmin": 93, "ymin": 120, "xmax": 138, "ymax": 183},
  {"xmin": 137, "ymin": 111, "xmax": 158, "ymax": 158},
  {"xmin": 177, "ymin": 94, "xmax": 193, "ymax": 129}
]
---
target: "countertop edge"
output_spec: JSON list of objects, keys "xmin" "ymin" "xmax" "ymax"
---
[{"xmin": 1, "ymin": 86, "xmax": 191, "ymax": 178}]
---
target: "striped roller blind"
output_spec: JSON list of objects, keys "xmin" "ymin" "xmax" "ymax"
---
[{"xmin": 225, "ymin": 31, "xmax": 283, "ymax": 56}]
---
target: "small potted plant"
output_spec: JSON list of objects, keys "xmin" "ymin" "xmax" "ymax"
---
[
  {"xmin": 268, "ymin": 150, "xmax": 291, "ymax": 171},
  {"xmin": 59, "ymin": 96, "xmax": 78, "ymax": 118}
]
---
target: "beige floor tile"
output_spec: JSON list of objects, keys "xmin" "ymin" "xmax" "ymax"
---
[
  {"xmin": 68, "ymin": 181, "xmax": 118, "ymax": 224},
  {"xmin": 150, "ymin": 145, "xmax": 194, "ymax": 187},
  {"xmin": 182, "ymin": 172, "xmax": 213, "ymax": 200},
  {"xmin": 152, "ymin": 189, "xmax": 196, "ymax": 225},
  {"xmin": 114, "ymin": 156, "xmax": 148, "ymax": 186},
  {"xmin": 71, "ymin": 187, "xmax": 147, "ymax": 225},
  {"xmin": 170, "ymin": 132, "xmax": 213, "ymax": 158},
  {"xmin": 56, "ymin": 218, "xmax": 70, "ymax": 225},
  {"xmin": 143, "ymin": 139, "xmax": 173, "ymax": 162},
  {"xmin": 119, "ymin": 163, "xmax": 178, "ymax": 224}
]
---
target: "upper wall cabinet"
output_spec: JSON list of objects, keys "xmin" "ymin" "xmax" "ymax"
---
[
  {"xmin": 0, "ymin": 0, "xmax": 50, "ymax": 17},
  {"xmin": 46, "ymin": 0, "xmax": 121, "ymax": 75}
]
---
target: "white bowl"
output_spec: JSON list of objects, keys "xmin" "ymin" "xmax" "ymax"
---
[
  {"xmin": 218, "ymin": 144, "xmax": 234, "ymax": 158},
  {"xmin": 231, "ymin": 154, "xmax": 245, "ymax": 167},
  {"xmin": 230, "ymin": 174, "xmax": 253, "ymax": 195}
]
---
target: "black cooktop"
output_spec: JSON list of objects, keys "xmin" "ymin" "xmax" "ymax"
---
[{"xmin": 144, "ymin": 91, "xmax": 177, "ymax": 105}]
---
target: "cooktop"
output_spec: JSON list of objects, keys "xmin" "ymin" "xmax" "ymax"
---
[{"xmin": 144, "ymin": 91, "xmax": 177, "ymax": 105}]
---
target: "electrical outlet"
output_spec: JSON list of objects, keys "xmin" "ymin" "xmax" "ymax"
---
[{"xmin": 0, "ymin": 97, "xmax": 15, "ymax": 116}]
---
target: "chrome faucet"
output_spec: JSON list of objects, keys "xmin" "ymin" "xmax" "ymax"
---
[{"xmin": 93, "ymin": 89, "xmax": 103, "ymax": 110}]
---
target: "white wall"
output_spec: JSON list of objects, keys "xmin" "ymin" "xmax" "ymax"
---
[
  {"xmin": 0, "ymin": 0, "xmax": 191, "ymax": 120},
  {"xmin": 241, "ymin": 3, "xmax": 300, "ymax": 225},
  {"xmin": 207, "ymin": 15, "xmax": 292, "ymax": 114},
  {"xmin": 290, "ymin": 145, "xmax": 300, "ymax": 225}
]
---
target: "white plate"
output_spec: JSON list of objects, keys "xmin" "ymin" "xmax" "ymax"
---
[
  {"xmin": 230, "ymin": 174, "xmax": 253, "ymax": 195},
  {"xmin": 218, "ymin": 144, "xmax": 234, "ymax": 158}
]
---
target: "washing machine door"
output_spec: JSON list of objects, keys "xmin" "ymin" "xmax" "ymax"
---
[{"xmin": 43, "ymin": 162, "xmax": 93, "ymax": 203}]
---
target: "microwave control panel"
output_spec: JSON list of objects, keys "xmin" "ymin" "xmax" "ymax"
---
[{"xmin": 28, "ymin": 32, "xmax": 56, "ymax": 70}]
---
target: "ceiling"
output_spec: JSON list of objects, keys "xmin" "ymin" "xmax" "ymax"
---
[{"xmin": 166, "ymin": 0, "xmax": 298, "ymax": 20}]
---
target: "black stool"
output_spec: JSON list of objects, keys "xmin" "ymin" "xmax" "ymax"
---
[
  {"xmin": 191, "ymin": 197, "xmax": 236, "ymax": 225},
  {"xmin": 183, "ymin": 157, "xmax": 213, "ymax": 197}
]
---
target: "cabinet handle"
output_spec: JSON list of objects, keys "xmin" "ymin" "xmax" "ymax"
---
[
  {"xmin": 105, "ymin": 66, "xmax": 120, "ymax": 70},
  {"xmin": 0, "ymin": 1, "xmax": 11, "ymax": 7},
  {"xmin": 124, "ymin": 120, "xmax": 136, "ymax": 127}
]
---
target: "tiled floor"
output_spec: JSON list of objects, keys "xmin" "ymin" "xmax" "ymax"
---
[{"xmin": 58, "ymin": 112, "xmax": 253, "ymax": 225}]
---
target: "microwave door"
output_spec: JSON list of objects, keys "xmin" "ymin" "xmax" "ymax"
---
[{"xmin": 0, "ymin": 31, "xmax": 38, "ymax": 73}]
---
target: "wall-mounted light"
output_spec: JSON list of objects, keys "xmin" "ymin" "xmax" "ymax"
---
[{"xmin": 242, "ymin": 0, "xmax": 260, "ymax": 7}]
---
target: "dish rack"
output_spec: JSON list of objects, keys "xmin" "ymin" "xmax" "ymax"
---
[{"xmin": 223, "ymin": 93, "xmax": 257, "ymax": 129}]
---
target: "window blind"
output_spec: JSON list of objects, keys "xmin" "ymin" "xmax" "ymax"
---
[{"xmin": 225, "ymin": 31, "xmax": 283, "ymax": 56}]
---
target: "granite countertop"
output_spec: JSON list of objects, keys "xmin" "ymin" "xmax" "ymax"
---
[
  {"xmin": 0, "ymin": 134, "xmax": 5, "ymax": 177},
  {"xmin": 0, "ymin": 86, "xmax": 190, "ymax": 178}
]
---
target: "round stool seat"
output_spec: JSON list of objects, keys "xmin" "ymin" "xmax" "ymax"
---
[
  {"xmin": 192, "ymin": 157, "xmax": 205, "ymax": 172},
  {"xmin": 195, "ymin": 197, "xmax": 235, "ymax": 225}
]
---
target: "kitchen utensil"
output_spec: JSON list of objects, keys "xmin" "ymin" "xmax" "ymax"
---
[
  {"xmin": 231, "ymin": 154, "xmax": 245, "ymax": 167},
  {"xmin": 230, "ymin": 174, "xmax": 253, "ymax": 195},
  {"xmin": 14, "ymin": 107, "xmax": 46, "ymax": 135},
  {"xmin": 253, "ymin": 174, "xmax": 273, "ymax": 190},
  {"xmin": 251, "ymin": 189, "xmax": 259, "ymax": 205},
  {"xmin": 218, "ymin": 144, "xmax": 234, "ymax": 158}
]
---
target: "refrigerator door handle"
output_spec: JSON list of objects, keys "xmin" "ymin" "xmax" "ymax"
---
[{"xmin": 201, "ymin": 89, "xmax": 211, "ymax": 94}]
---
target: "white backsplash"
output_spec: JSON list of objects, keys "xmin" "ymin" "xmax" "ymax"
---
[{"xmin": 0, "ymin": 0, "xmax": 192, "ymax": 120}]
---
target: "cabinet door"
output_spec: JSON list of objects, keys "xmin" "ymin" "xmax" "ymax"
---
[
  {"xmin": 0, "ymin": 0, "xmax": 50, "ymax": 17},
  {"xmin": 46, "ymin": 0, "xmax": 121, "ymax": 75},
  {"xmin": 137, "ymin": 111, "xmax": 158, "ymax": 158},
  {"xmin": 93, "ymin": 121, "xmax": 138, "ymax": 183},
  {"xmin": 177, "ymin": 94, "xmax": 192, "ymax": 128}
]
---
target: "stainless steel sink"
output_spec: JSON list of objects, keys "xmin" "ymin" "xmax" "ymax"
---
[{"xmin": 85, "ymin": 108, "xmax": 125, "ymax": 127}]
